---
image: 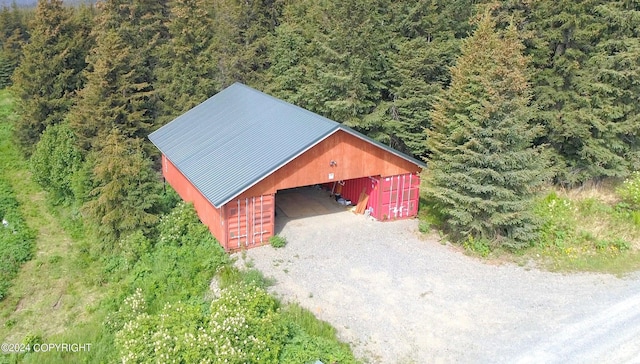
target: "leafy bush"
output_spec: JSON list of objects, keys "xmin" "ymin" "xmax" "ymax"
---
[
  {"xmin": 617, "ymin": 171, "xmax": 640, "ymax": 210},
  {"xmin": 462, "ymin": 236, "xmax": 491, "ymax": 257},
  {"xmin": 0, "ymin": 179, "xmax": 36, "ymax": 300},
  {"xmin": 418, "ymin": 220, "xmax": 430, "ymax": 233},
  {"xmin": 534, "ymin": 192, "xmax": 576, "ymax": 249},
  {"xmin": 29, "ymin": 123, "xmax": 83, "ymax": 205},
  {"xmin": 279, "ymin": 304, "xmax": 357, "ymax": 364},
  {"xmin": 269, "ymin": 235, "xmax": 287, "ymax": 248},
  {"xmin": 116, "ymin": 284, "xmax": 288, "ymax": 363},
  {"xmin": 530, "ymin": 190, "xmax": 640, "ymax": 273}
]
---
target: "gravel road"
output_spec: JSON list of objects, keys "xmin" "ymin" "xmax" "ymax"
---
[{"xmin": 235, "ymin": 209, "xmax": 640, "ymax": 363}]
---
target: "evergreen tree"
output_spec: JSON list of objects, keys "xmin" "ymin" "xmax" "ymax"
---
[
  {"xmin": 523, "ymin": 0, "xmax": 637, "ymax": 184},
  {"xmin": 154, "ymin": 0, "xmax": 219, "ymax": 124},
  {"xmin": 69, "ymin": 0, "xmax": 168, "ymax": 152},
  {"xmin": 367, "ymin": 0, "xmax": 475, "ymax": 158},
  {"xmin": 584, "ymin": 1, "xmax": 640, "ymax": 175},
  {"xmin": 83, "ymin": 130, "xmax": 160, "ymax": 243},
  {"xmin": 0, "ymin": 3, "xmax": 28, "ymax": 88},
  {"xmin": 209, "ymin": 0, "xmax": 281, "ymax": 88},
  {"xmin": 426, "ymin": 9, "xmax": 548, "ymax": 248},
  {"xmin": 12, "ymin": 0, "xmax": 93, "ymax": 155},
  {"xmin": 267, "ymin": 0, "xmax": 394, "ymax": 126}
]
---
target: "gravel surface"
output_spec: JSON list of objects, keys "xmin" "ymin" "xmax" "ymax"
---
[{"xmin": 235, "ymin": 209, "xmax": 640, "ymax": 363}]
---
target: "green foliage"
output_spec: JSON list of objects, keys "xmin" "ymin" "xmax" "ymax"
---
[
  {"xmin": 154, "ymin": 0, "xmax": 220, "ymax": 124},
  {"xmin": 69, "ymin": 0, "xmax": 168, "ymax": 153},
  {"xmin": 534, "ymin": 192, "xmax": 575, "ymax": 250},
  {"xmin": 83, "ymin": 130, "xmax": 161, "ymax": 242},
  {"xmin": 114, "ymin": 282, "xmax": 357, "ymax": 364},
  {"xmin": 418, "ymin": 220, "xmax": 430, "ymax": 234},
  {"xmin": 532, "ymin": 191, "xmax": 640, "ymax": 273},
  {"xmin": 29, "ymin": 123, "xmax": 83, "ymax": 205},
  {"xmin": 279, "ymin": 304, "xmax": 356, "ymax": 364},
  {"xmin": 521, "ymin": 0, "xmax": 640, "ymax": 184},
  {"xmin": 269, "ymin": 234, "xmax": 287, "ymax": 248},
  {"xmin": 0, "ymin": 3, "xmax": 29, "ymax": 88},
  {"xmin": 462, "ymin": 236, "xmax": 491, "ymax": 257},
  {"xmin": 425, "ymin": 9, "xmax": 549, "ymax": 249},
  {"xmin": 209, "ymin": 0, "xmax": 282, "ymax": 88},
  {"xmin": 115, "ymin": 284, "xmax": 287, "ymax": 363},
  {"xmin": 617, "ymin": 171, "xmax": 640, "ymax": 210},
  {"xmin": 372, "ymin": 0, "xmax": 474, "ymax": 159},
  {"xmin": 11, "ymin": 0, "xmax": 93, "ymax": 155},
  {"xmin": 268, "ymin": 0, "xmax": 394, "ymax": 126},
  {"xmin": 122, "ymin": 203, "xmax": 228, "ymax": 309},
  {"xmin": 0, "ymin": 179, "xmax": 35, "ymax": 301}
]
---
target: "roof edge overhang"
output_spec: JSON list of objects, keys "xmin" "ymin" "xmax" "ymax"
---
[
  {"xmin": 338, "ymin": 125, "xmax": 427, "ymax": 168},
  {"xmin": 149, "ymin": 138, "xmax": 226, "ymax": 210}
]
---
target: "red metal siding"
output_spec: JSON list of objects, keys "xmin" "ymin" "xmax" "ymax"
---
[
  {"xmin": 341, "ymin": 177, "xmax": 377, "ymax": 206},
  {"xmin": 162, "ymin": 155, "xmax": 226, "ymax": 247},
  {"xmin": 326, "ymin": 173, "xmax": 420, "ymax": 220},
  {"xmin": 225, "ymin": 194, "xmax": 275, "ymax": 252},
  {"xmin": 371, "ymin": 173, "xmax": 420, "ymax": 220}
]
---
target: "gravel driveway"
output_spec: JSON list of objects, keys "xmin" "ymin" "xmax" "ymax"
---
[{"xmin": 235, "ymin": 209, "xmax": 640, "ymax": 363}]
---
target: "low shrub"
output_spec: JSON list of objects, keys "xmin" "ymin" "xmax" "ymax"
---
[
  {"xmin": 0, "ymin": 179, "xmax": 36, "ymax": 300},
  {"xmin": 617, "ymin": 171, "xmax": 640, "ymax": 210},
  {"xmin": 462, "ymin": 236, "xmax": 491, "ymax": 257},
  {"xmin": 270, "ymin": 235, "xmax": 287, "ymax": 248},
  {"xmin": 418, "ymin": 220, "xmax": 430, "ymax": 234},
  {"xmin": 116, "ymin": 283, "xmax": 288, "ymax": 363}
]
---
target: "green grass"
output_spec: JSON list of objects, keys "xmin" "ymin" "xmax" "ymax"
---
[
  {"xmin": 0, "ymin": 90, "xmax": 105, "ymax": 347},
  {"xmin": 525, "ymin": 188, "xmax": 640, "ymax": 275}
]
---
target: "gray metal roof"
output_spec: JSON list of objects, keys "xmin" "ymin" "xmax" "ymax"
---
[{"xmin": 149, "ymin": 83, "xmax": 425, "ymax": 208}]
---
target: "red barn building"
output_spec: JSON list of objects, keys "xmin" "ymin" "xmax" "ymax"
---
[{"xmin": 149, "ymin": 83, "xmax": 425, "ymax": 251}]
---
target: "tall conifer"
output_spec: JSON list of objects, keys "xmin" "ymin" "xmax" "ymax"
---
[
  {"xmin": 426, "ymin": 8, "xmax": 548, "ymax": 248},
  {"xmin": 11, "ymin": 0, "xmax": 92, "ymax": 155},
  {"xmin": 0, "ymin": 3, "xmax": 28, "ymax": 88},
  {"xmin": 154, "ymin": 0, "xmax": 219, "ymax": 123},
  {"xmin": 83, "ymin": 130, "xmax": 160, "ymax": 243},
  {"xmin": 69, "ymin": 0, "xmax": 168, "ymax": 152},
  {"xmin": 208, "ymin": 0, "xmax": 281, "ymax": 88}
]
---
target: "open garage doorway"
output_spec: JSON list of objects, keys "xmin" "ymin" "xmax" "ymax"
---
[{"xmin": 275, "ymin": 185, "xmax": 354, "ymax": 233}]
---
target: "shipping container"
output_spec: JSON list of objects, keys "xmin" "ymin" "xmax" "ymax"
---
[{"xmin": 224, "ymin": 194, "xmax": 275, "ymax": 251}]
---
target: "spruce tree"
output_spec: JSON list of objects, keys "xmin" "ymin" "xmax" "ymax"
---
[
  {"xmin": 267, "ymin": 0, "xmax": 394, "ymax": 126},
  {"xmin": 154, "ymin": 0, "xmax": 219, "ymax": 124},
  {"xmin": 523, "ymin": 0, "xmax": 638, "ymax": 184},
  {"xmin": 426, "ymin": 9, "xmax": 548, "ymax": 249},
  {"xmin": 83, "ymin": 130, "xmax": 160, "ymax": 243},
  {"xmin": 584, "ymin": 1, "xmax": 640, "ymax": 175},
  {"xmin": 29, "ymin": 122, "xmax": 83, "ymax": 205},
  {"xmin": 0, "ymin": 3, "xmax": 28, "ymax": 88},
  {"xmin": 11, "ymin": 0, "xmax": 93, "ymax": 155},
  {"xmin": 69, "ymin": 0, "xmax": 168, "ymax": 152},
  {"xmin": 370, "ymin": 0, "xmax": 475, "ymax": 158},
  {"xmin": 208, "ymin": 0, "xmax": 281, "ymax": 88},
  {"xmin": 68, "ymin": 0, "xmax": 169, "ymax": 242}
]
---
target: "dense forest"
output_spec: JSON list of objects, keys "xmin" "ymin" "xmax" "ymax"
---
[
  {"xmin": 0, "ymin": 0, "xmax": 637, "ymax": 243},
  {"xmin": 1, "ymin": 0, "xmax": 639, "ymax": 244},
  {"xmin": 0, "ymin": 0, "xmax": 639, "ymax": 362}
]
